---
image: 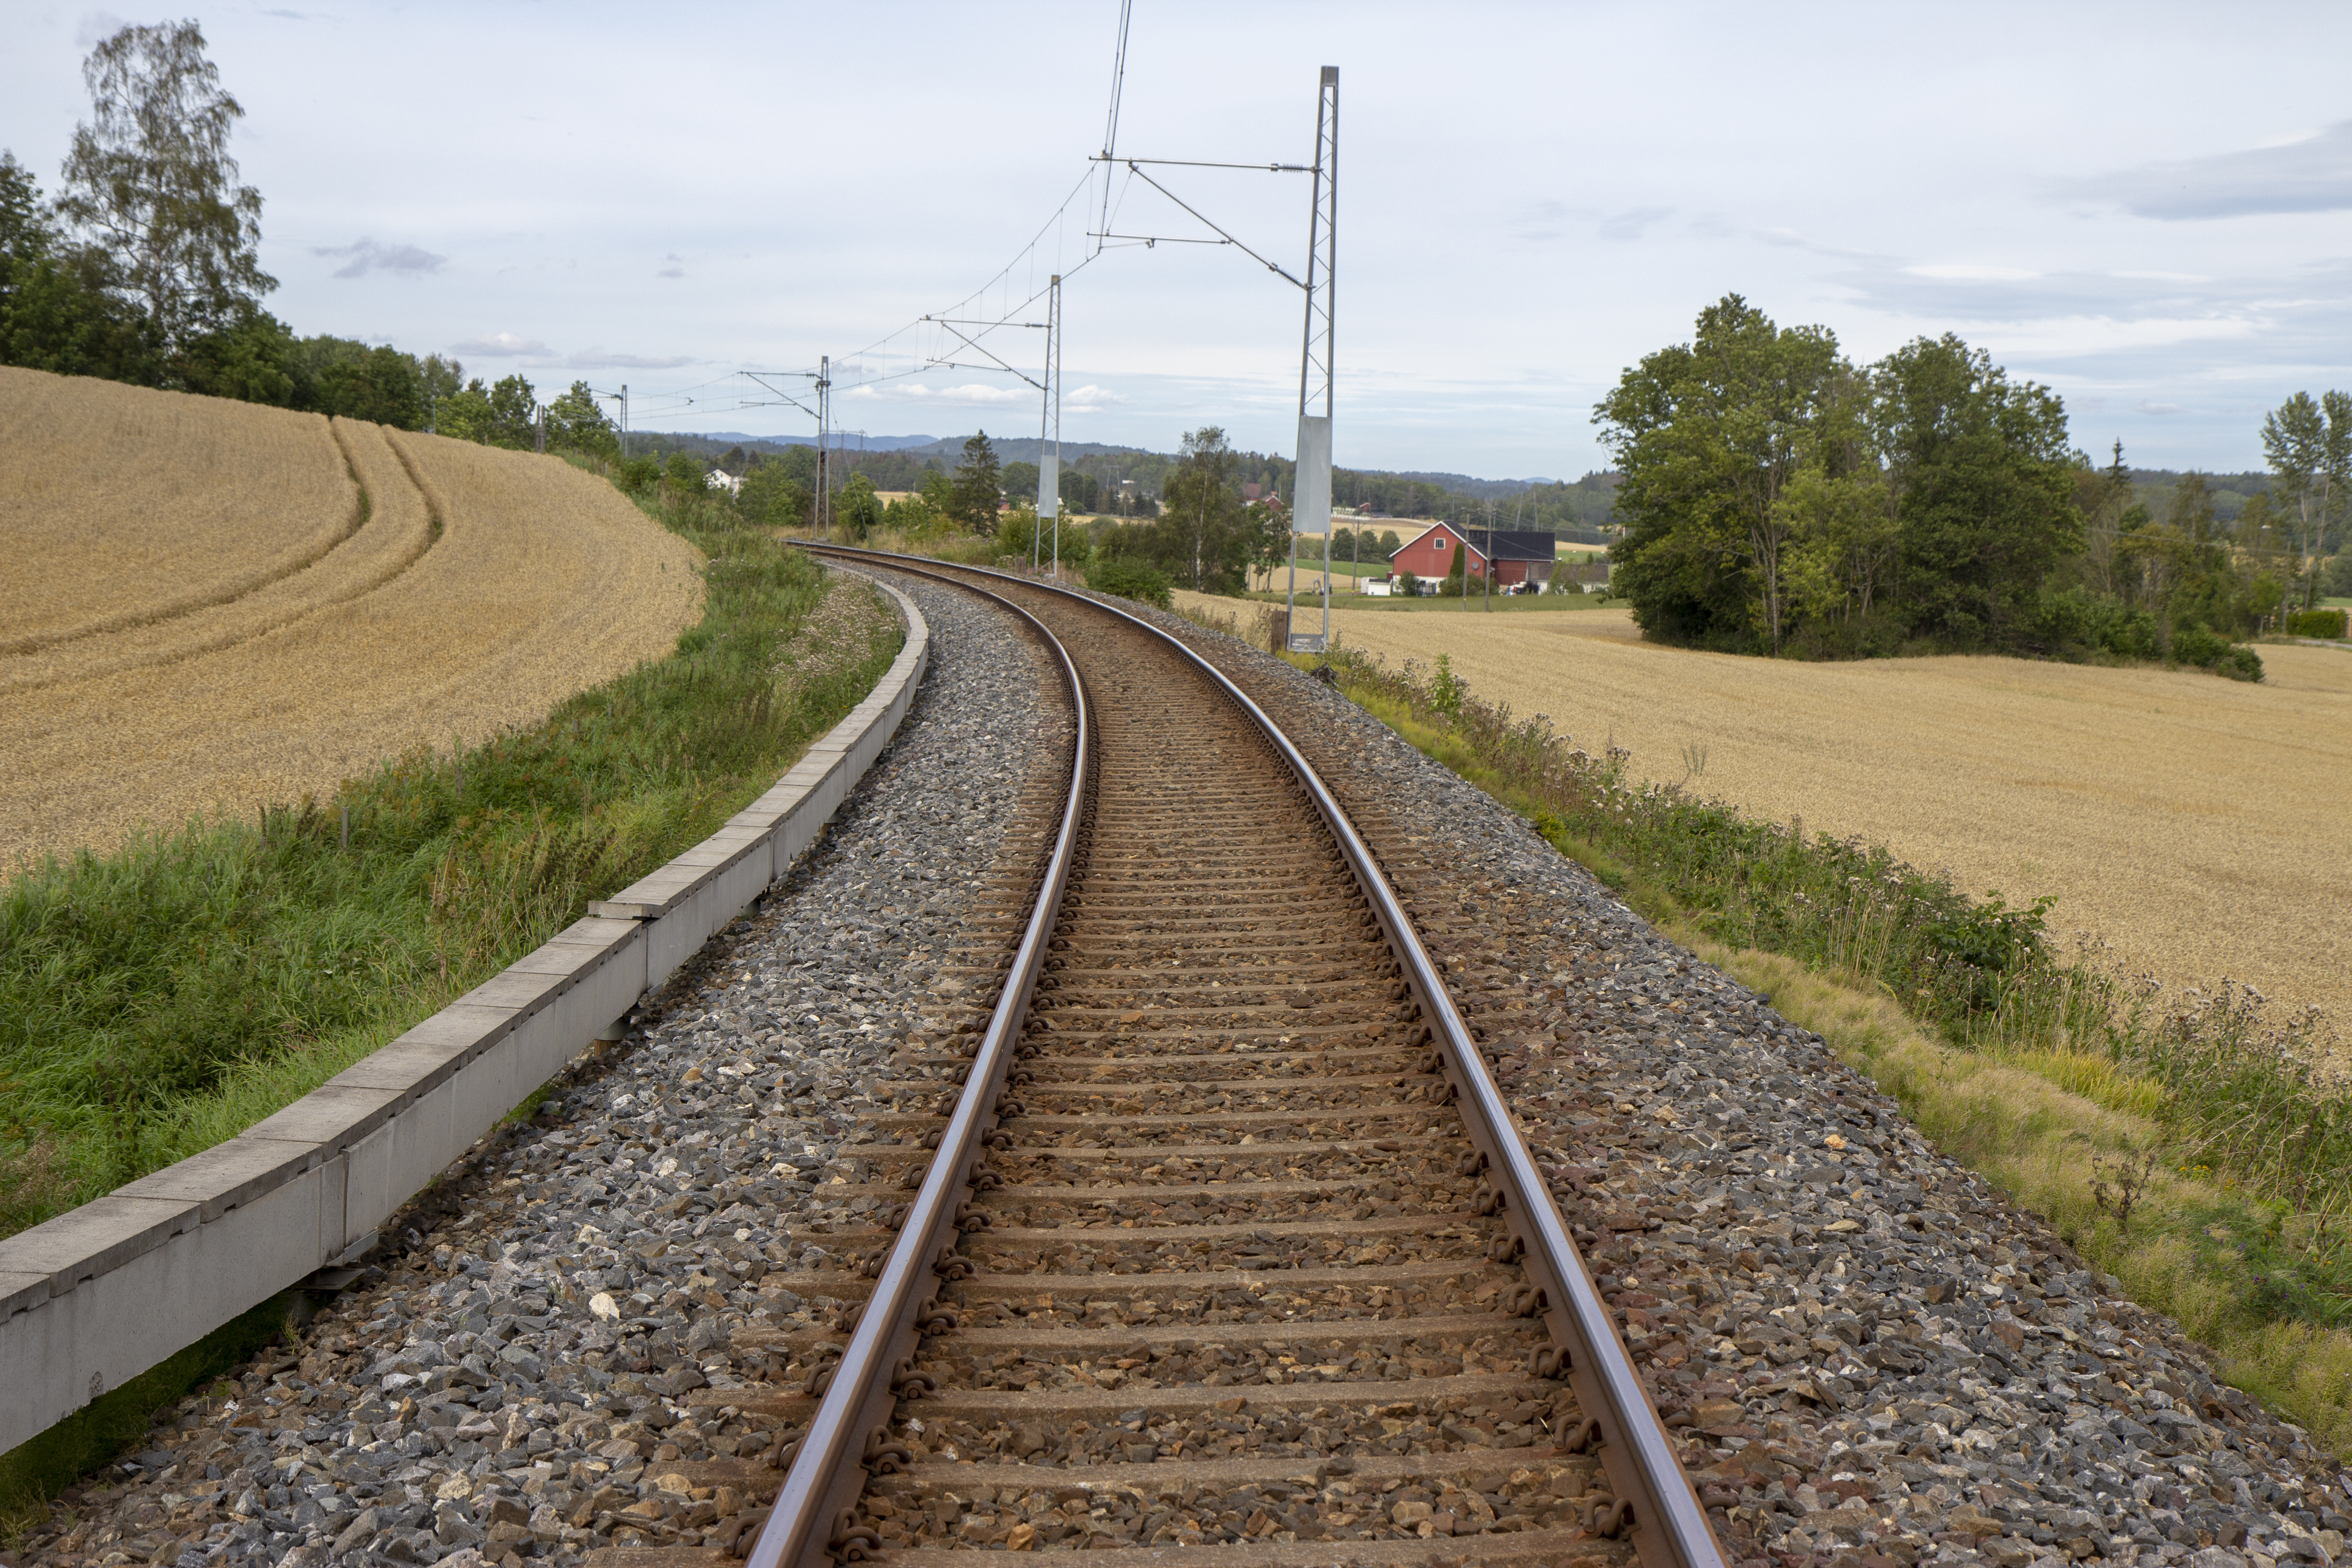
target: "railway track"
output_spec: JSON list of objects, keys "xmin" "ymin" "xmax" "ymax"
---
[{"xmin": 632, "ymin": 551, "xmax": 1723, "ymax": 1568}]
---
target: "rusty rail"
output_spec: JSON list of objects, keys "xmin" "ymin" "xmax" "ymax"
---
[{"xmin": 752, "ymin": 545, "xmax": 1725, "ymax": 1568}]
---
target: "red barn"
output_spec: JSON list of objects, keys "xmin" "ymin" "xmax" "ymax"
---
[{"xmin": 1387, "ymin": 523, "xmax": 1556, "ymax": 588}]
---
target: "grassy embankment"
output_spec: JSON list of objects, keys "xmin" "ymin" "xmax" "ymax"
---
[
  {"xmin": 0, "ymin": 476, "xmax": 902, "ymax": 1240},
  {"xmin": 1304, "ymin": 639, "xmax": 2352, "ymax": 1456}
]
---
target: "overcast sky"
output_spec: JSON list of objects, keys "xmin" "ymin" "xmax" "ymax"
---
[{"xmin": 6, "ymin": 1, "xmax": 2351, "ymax": 478}]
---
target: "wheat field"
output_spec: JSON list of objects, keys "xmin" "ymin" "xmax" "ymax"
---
[
  {"xmin": 0, "ymin": 369, "xmax": 704, "ymax": 869},
  {"xmin": 1181, "ymin": 590, "xmax": 2352, "ymax": 1028}
]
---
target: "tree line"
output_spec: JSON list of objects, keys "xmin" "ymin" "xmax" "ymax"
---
[
  {"xmin": 0, "ymin": 21, "xmax": 633, "ymax": 461},
  {"xmin": 1597, "ymin": 294, "xmax": 2348, "ymax": 674}
]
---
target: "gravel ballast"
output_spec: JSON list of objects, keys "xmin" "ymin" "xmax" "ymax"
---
[{"xmin": 16, "ymin": 567, "xmax": 2349, "ymax": 1568}]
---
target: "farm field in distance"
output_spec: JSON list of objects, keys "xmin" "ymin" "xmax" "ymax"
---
[
  {"xmin": 1176, "ymin": 588, "xmax": 2352, "ymax": 1029},
  {"xmin": 0, "ymin": 367, "xmax": 704, "ymax": 869}
]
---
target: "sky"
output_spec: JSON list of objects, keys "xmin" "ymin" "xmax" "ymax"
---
[{"xmin": 5, "ymin": 1, "xmax": 2351, "ymax": 479}]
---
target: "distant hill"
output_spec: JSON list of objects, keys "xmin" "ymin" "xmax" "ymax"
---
[
  {"xmin": 892, "ymin": 436, "xmax": 1154, "ymax": 463},
  {"xmin": 661, "ymin": 431, "xmax": 940, "ymax": 452}
]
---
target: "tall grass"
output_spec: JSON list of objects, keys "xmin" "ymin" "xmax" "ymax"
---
[
  {"xmin": 0, "ymin": 492, "xmax": 901, "ymax": 1239},
  {"xmin": 1318, "ymin": 641, "xmax": 2352, "ymax": 1324}
]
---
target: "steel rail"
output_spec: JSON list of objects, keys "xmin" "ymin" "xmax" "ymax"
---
[
  {"xmin": 740, "ymin": 569, "xmax": 1093, "ymax": 1568},
  {"xmin": 780, "ymin": 546, "xmax": 1727, "ymax": 1568}
]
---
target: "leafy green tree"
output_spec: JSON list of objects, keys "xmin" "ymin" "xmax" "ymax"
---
[
  {"xmin": 177, "ymin": 305, "xmax": 295, "ymax": 404},
  {"xmin": 838, "ymin": 473, "xmax": 884, "ymax": 539},
  {"xmin": 883, "ymin": 490, "xmax": 939, "ymax": 535},
  {"xmin": 419, "ymin": 353, "xmax": 461, "ymax": 421},
  {"xmin": 0, "ymin": 150, "xmax": 155, "ymax": 380},
  {"xmin": 1443, "ymin": 530, "xmax": 1469, "ymax": 597},
  {"xmin": 294, "ymin": 337, "xmax": 424, "ymax": 428},
  {"xmin": 1378, "ymin": 529, "xmax": 1401, "ymax": 559},
  {"xmin": 1595, "ymin": 294, "xmax": 1846, "ymax": 650},
  {"xmin": 1772, "ymin": 366, "xmax": 1896, "ymax": 649},
  {"xmin": 487, "ymin": 373, "xmax": 536, "ymax": 446},
  {"xmin": 546, "ymin": 380, "xmax": 617, "ymax": 459},
  {"xmin": 1240, "ymin": 501, "xmax": 1289, "ymax": 589},
  {"xmin": 1002, "ymin": 460, "xmax": 1040, "ymax": 511},
  {"xmin": 438, "ymin": 382, "xmax": 495, "ymax": 443},
  {"xmin": 738, "ymin": 461, "xmax": 810, "ymax": 527},
  {"xmin": 772, "ymin": 443, "xmax": 820, "ymax": 490},
  {"xmin": 2072, "ymin": 441, "xmax": 2134, "ymax": 599},
  {"xmin": 436, "ymin": 372, "xmax": 538, "ymax": 448},
  {"xmin": 1157, "ymin": 426, "xmax": 1244, "ymax": 592},
  {"xmin": 1058, "ymin": 468, "xmax": 1102, "ymax": 514},
  {"xmin": 57, "ymin": 22, "xmax": 272, "ymax": 360},
  {"xmin": 920, "ymin": 468, "xmax": 954, "ymax": 513},
  {"xmin": 1872, "ymin": 333, "xmax": 2078, "ymax": 649},
  {"xmin": 949, "ymin": 431, "xmax": 1003, "ymax": 531},
  {"xmin": 2260, "ymin": 390, "xmax": 2352, "ymax": 610},
  {"xmin": 663, "ymin": 451, "xmax": 704, "ymax": 494}
]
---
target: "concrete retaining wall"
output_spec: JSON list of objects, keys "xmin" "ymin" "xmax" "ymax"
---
[{"xmin": 0, "ymin": 568, "xmax": 928, "ymax": 1457}]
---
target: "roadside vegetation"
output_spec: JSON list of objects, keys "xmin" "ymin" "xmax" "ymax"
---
[
  {"xmin": 0, "ymin": 466, "xmax": 901, "ymax": 1240},
  {"xmin": 1311, "ymin": 640, "xmax": 2352, "ymax": 1455}
]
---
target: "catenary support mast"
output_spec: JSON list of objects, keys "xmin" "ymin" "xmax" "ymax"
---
[
  {"xmin": 1034, "ymin": 275, "xmax": 1062, "ymax": 576},
  {"xmin": 1285, "ymin": 67, "xmax": 1338, "ymax": 652}
]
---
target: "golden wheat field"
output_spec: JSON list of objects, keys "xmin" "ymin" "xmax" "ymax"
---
[
  {"xmin": 0, "ymin": 368, "xmax": 703, "ymax": 868},
  {"xmin": 1179, "ymin": 589, "xmax": 2352, "ymax": 1027}
]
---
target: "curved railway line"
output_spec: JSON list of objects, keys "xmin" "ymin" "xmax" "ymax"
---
[{"xmin": 702, "ymin": 550, "xmax": 1723, "ymax": 1568}]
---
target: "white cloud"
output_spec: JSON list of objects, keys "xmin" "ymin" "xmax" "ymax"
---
[
  {"xmin": 897, "ymin": 382, "xmax": 1030, "ymax": 405},
  {"xmin": 450, "ymin": 331, "xmax": 550, "ymax": 357},
  {"xmin": 1904, "ymin": 263, "xmax": 2040, "ymax": 282},
  {"xmin": 314, "ymin": 237, "xmax": 447, "ymax": 279},
  {"xmin": 562, "ymin": 348, "xmax": 696, "ymax": 370},
  {"xmin": 1976, "ymin": 316, "xmax": 2258, "ymax": 358},
  {"xmin": 1063, "ymin": 384, "xmax": 1126, "ymax": 410}
]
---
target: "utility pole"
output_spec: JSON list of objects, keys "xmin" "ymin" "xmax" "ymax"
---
[
  {"xmin": 1284, "ymin": 67, "xmax": 1338, "ymax": 656},
  {"xmin": 603, "ymin": 386, "xmax": 630, "ymax": 464},
  {"xmin": 1484, "ymin": 499, "xmax": 1494, "ymax": 612},
  {"xmin": 815, "ymin": 355, "xmax": 831, "ymax": 537},
  {"xmin": 1034, "ymin": 274, "xmax": 1062, "ymax": 576}
]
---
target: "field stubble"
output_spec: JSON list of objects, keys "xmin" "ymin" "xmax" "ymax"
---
[
  {"xmin": 0, "ymin": 370, "xmax": 703, "ymax": 870},
  {"xmin": 1175, "ymin": 589, "xmax": 2352, "ymax": 1027}
]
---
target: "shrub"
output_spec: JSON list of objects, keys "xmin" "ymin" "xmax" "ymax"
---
[
  {"xmin": 2172, "ymin": 627, "xmax": 2264, "ymax": 681},
  {"xmin": 1088, "ymin": 557, "xmax": 1171, "ymax": 609},
  {"xmin": 2288, "ymin": 608, "xmax": 2349, "ymax": 639}
]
